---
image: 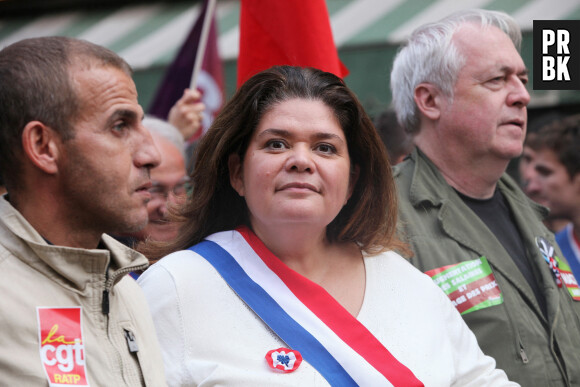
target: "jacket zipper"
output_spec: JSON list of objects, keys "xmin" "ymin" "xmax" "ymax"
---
[
  {"xmin": 519, "ymin": 342, "xmax": 529, "ymax": 363},
  {"xmin": 102, "ymin": 264, "xmax": 110, "ymax": 314},
  {"xmin": 102, "ymin": 289, "xmax": 110, "ymax": 314},
  {"xmin": 503, "ymin": 298, "xmax": 528, "ymax": 365},
  {"xmin": 124, "ymin": 329, "xmax": 139, "ymax": 353},
  {"xmin": 102, "ymin": 262, "xmax": 149, "ymax": 315},
  {"xmin": 99, "ymin": 255, "xmax": 150, "ymax": 384}
]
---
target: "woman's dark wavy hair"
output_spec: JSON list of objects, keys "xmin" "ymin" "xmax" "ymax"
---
[{"xmin": 145, "ymin": 65, "xmax": 406, "ymax": 259}]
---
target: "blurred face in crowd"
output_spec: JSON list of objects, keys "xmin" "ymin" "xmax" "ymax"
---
[
  {"xmin": 437, "ymin": 23, "xmax": 530, "ymax": 162},
  {"xmin": 525, "ymin": 147, "xmax": 580, "ymax": 219},
  {"xmin": 229, "ymin": 98, "xmax": 355, "ymax": 237},
  {"xmin": 58, "ymin": 64, "xmax": 160, "ymax": 235},
  {"xmin": 139, "ymin": 134, "xmax": 188, "ymax": 242},
  {"xmin": 519, "ymin": 145, "xmax": 550, "ymax": 206}
]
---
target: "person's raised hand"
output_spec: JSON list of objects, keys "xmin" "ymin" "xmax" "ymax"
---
[{"xmin": 168, "ymin": 88, "xmax": 206, "ymax": 141}]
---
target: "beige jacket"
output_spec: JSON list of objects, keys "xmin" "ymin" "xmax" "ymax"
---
[{"xmin": 0, "ymin": 196, "xmax": 167, "ymax": 386}]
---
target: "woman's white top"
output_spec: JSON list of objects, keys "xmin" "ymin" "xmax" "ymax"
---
[{"xmin": 139, "ymin": 241, "xmax": 516, "ymax": 387}]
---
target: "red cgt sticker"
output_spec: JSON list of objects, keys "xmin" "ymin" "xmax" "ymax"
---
[
  {"xmin": 265, "ymin": 347, "xmax": 303, "ymax": 373},
  {"xmin": 37, "ymin": 307, "xmax": 89, "ymax": 386}
]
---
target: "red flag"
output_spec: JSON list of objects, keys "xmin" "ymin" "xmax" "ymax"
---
[
  {"xmin": 148, "ymin": 0, "xmax": 224, "ymax": 141},
  {"xmin": 237, "ymin": 0, "xmax": 348, "ymax": 88}
]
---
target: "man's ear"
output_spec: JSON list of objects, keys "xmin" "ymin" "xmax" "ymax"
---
[
  {"xmin": 414, "ymin": 83, "xmax": 443, "ymax": 121},
  {"xmin": 228, "ymin": 153, "xmax": 245, "ymax": 197},
  {"xmin": 21, "ymin": 121, "xmax": 60, "ymax": 175}
]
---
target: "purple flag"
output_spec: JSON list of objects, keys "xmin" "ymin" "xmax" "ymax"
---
[{"xmin": 148, "ymin": 0, "xmax": 224, "ymax": 141}]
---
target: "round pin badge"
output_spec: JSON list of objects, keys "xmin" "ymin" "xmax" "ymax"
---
[{"xmin": 265, "ymin": 347, "xmax": 303, "ymax": 373}]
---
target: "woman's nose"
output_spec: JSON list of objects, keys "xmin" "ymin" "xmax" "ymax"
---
[{"xmin": 286, "ymin": 145, "xmax": 314, "ymax": 172}]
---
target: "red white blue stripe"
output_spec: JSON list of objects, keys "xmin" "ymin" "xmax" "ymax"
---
[
  {"xmin": 557, "ymin": 224, "xmax": 580, "ymax": 281},
  {"xmin": 191, "ymin": 227, "xmax": 423, "ymax": 386}
]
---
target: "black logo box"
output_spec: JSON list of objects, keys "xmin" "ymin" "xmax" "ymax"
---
[{"xmin": 533, "ymin": 20, "xmax": 580, "ymax": 90}]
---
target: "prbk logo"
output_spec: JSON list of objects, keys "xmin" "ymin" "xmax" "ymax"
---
[
  {"xmin": 37, "ymin": 307, "xmax": 89, "ymax": 386},
  {"xmin": 533, "ymin": 20, "xmax": 580, "ymax": 90}
]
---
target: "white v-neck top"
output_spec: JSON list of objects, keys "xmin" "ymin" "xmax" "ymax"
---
[{"xmin": 139, "ymin": 247, "xmax": 516, "ymax": 387}]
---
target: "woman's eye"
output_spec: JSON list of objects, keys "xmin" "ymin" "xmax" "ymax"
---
[
  {"xmin": 316, "ymin": 143, "xmax": 336, "ymax": 154},
  {"xmin": 266, "ymin": 140, "xmax": 287, "ymax": 150}
]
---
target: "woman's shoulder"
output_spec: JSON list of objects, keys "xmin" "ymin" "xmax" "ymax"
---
[
  {"xmin": 364, "ymin": 250, "xmax": 417, "ymax": 273},
  {"xmin": 363, "ymin": 250, "xmax": 440, "ymax": 290},
  {"xmin": 361, "ymin": 250, "xmax": 458, "ymax": 322},
  {"xmin": 140, "ymin": 229, "xmax": 251, "ymax": 288},
  {"xmin": 139, "ymin": 246, "xmax": 218, "ymax": 286},
  {"xmin": 151, "ymin": 248, "xmax": 202, "ymax": 269}
]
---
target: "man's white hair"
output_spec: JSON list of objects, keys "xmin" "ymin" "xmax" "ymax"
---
[
  {"xmin": 143, "ymin": 115, "xmax": 186, "ymax": 159},
  {"xmin": 390, "ymin": 9, "xmax": 522, "ymax": 134}
]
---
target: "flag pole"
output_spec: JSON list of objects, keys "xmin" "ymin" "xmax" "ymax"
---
[{"xmin": 189, "ymin": 0, "xmax": 217, "ymax": 90}]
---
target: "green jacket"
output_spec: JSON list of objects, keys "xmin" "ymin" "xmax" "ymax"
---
[{"xmin": 394, "ymin": 148, "xmax": 580, "ymax": 387}]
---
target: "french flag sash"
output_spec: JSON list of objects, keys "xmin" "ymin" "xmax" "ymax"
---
[
  {"xmin": 190, "ymin": 227, "xmax": 423, "ymax": 386},
  {"xmin": 557, "ymin": 225, "xmax": 580, "ymax": 282}
]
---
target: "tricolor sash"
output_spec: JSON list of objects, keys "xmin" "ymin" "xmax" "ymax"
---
[
  {"xmin": 190, "ymin": 227, "xmax": 423, "ymax": 386},
  {"xmin": 557, "ymin": 225, "xmax": 580, "ymax": 283}
]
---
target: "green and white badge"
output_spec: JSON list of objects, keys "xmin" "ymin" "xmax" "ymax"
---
[{"xmin": 426, "ymin": 257, "xmax": 503, "ymax": 315}]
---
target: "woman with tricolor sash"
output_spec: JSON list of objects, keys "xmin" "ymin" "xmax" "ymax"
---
[{"xmin": 138, "ymin": 66, "xmax": 517, "ymax": 386}]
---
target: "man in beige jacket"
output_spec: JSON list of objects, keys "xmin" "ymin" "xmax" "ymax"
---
[{"xmin": 0, "ymin": 36, "xmax": 167, "ymax": 386}]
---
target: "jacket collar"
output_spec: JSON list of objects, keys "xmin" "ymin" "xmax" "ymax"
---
[
  {"xmin": 407, "ymin": 148, "xmax": 550, "ymax": 217},
  {"xmin": 0, "ymin": 196, "xmax": 149, "ymax": 292},
  {"xmin": 407, "ymin": 147, "xmax": 453, "ymax": 208}
]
